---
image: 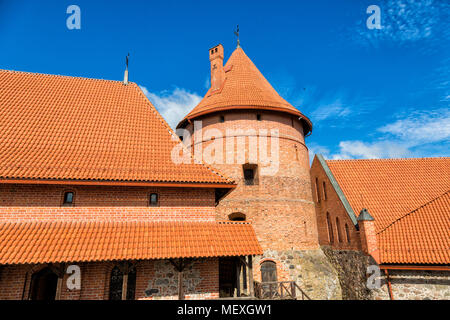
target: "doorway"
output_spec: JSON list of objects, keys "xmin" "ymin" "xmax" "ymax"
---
[
  {"xmin": 29, "ymin": 267, "xmax": 58, "ymax": 300},
  {"xmin": 219, "ymin": 257, "xmax": 239, "ymax": 297}
]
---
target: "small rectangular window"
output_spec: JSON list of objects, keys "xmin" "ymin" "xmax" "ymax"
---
[
  {"xmin": 63, "ymin": 191, "xmax": 74, "ymax": 206},
  {"xmin": 219, "ymin": 115, "xmax": 225, "ymax": 123},
  {"xmin": 244, "ymin": 169, "xmax": 254, "ymax": 185},
  {"xmin": 243, "ymin": 164, "xmax": 258, "ymax": 186},
  {"xmin": 149, "ymin": 193, "xmax": 159, "ymax": 207},
  {"xmin": 257, "ymin": 114, "xmax": 261, "ymax": 121}
]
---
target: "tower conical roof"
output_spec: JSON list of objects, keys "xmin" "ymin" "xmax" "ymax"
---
[{"xmin": 177, "ymin": 47, "xmax": 312, "ymax": 134}]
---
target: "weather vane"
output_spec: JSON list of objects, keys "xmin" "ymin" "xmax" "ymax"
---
[{"xmin": 234, "ymin": 25, "xmax": 240, "ymax": 48}]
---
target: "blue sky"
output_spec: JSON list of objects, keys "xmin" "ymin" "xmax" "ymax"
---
[{"xmin": 1, "ymin": 0, "xmax": 449, "ymax": 160}]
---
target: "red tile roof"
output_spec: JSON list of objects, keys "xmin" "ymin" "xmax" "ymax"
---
[
  {"xmin": 0, "ymin": 220, "xmax": 262, "ymax": 264},
  {"xmin": 378, "ymin": 191, "xmax": 450, "ymax": 265},
  {"xmin": 177, "ymin": 47, "xmax": 312, "ymax": 133},
  {"xmin": 325, "ymin": 157, "xmax": 450, "ymax": 265},
  {"xmin": 0, "ymin": 70, "xmax": 233, "ymax": 186}
]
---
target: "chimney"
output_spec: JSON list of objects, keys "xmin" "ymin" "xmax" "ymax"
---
[
  {"xmin": 123, "ymin": 68, "xmax": 129, "ymax": 85},
  {"xmin": 123, "ymin": 53, "xmax": 130, "ymax": 85},
  {"xmin": 209, "ymin": 44, "xmax": 225, "ymax": 91},
  {"xmin": 357, "ymin": 208, "xmax": 380, "ymax": 263}
]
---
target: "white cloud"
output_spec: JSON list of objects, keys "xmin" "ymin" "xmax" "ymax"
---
[
  {"xmin": 311, "ymin": 99, "xmax": 352, "ymax": 122},
  {"xmin": 331, "ymin": 140, "xmax": 411, "ymax": 159},
  {"xmin": 354, "ymin": 0, "xmax": 449, "ymax": 44},
  {"xmin": 379, "ymin": 109, "xmax": 450, "ymax": 143},
  {"xmin": 140, "ymin": 86, "xmax": 202, "ymax": 129},
  {"xmin": 319, "ymin": 108, "xmax": 450, "ymax": 160}
]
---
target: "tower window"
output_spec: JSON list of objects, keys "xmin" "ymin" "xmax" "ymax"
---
[
  {"xmin": 256, "ymin": 114, "xmax": 261, "ymax": 121},
  {"xmin": 178, "ymin": 136, "xmax": 183, "ymax": 141},
  {"xmin": 149, "ymin": 193, "xmax": 159, "ymax": 207},
  {"xmin": 63, "ymin": 191, "xmax": 74, "ymax": 206},
  {"xmin": 219, "ymin": 115, "xmax": 225, "ymax": 123},
  {"xmin": 243, "ymin": 164, "xmax": 257, "ymax": 185}
]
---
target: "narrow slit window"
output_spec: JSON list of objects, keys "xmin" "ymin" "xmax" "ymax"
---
[
  {"xmin": 336, "ymin": 217, "xmax": 342, "ymax": 243},
  {"xmin": 327, "ymin": 212, "xmax": 334, "ymax": 244},
  {"xmin": 345, "ymin": 223, "xmax": 351, "ymax": 243},
  {"xmin": 323, "ymin": 182, "xmax": 327, "ymax": 200},
  {"xmin": 315, "ymin": 178, "xmax": 321, "ymax": 203},
  {"xmin": 256, "ymin": 114, "xmax": 261, "ymax": 121},
  {"xmin": 219, "ymin": 115, "xmax": 225, "ymax": 123}
]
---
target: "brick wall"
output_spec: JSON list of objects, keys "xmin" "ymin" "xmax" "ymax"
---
[
  {"xmin": 0, "ymin": 259, "xmax": 219, "ymax": 300},
  {"xmin": 310, "ymin": 157, "xmax": 362, "ymax": 250},
  {"xmin": 0, "ymin": 184, "xmax": 216, "ymax": 222}
]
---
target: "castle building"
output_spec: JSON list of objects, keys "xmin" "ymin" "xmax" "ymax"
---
[
  {"xmin": 177, "ymin": 44, "xmax": 341, "ymax": 299},
  {"xmin": 0, "ymin": 69, "xmax": 262, "ymax": 300},
  {"xmin": 1, "ymin": 42, "xmax": 447, "ymax": 301},
  {"xmin": 311, "ymin": 155, "xmax": 450, "ymax": 300}
]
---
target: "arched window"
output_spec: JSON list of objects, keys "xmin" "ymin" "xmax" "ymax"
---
[
  {"xmin": 260, "ymin": 261, "xmax": 277, "ymax": 283},
  {"xmin": 315, "ymin": 178, "xmax": 321, "ymax": 203},
  {"xmin": 109, "ymin": 264, "xmax": 136, "ymax": 300},
  {"xmin": 326, "ymin": 212, "xmax": 334, "ymax": 244},
  {"xmin": 63, "ymin": 191, "xmax": 74, "ymax": 206},
  {"xmin": 322, "ymin": 182, "xmax": 327, "ymax": 200},
  {"xmin": 345, "ymin": 223, "xmax": 351, "ymax": 243},
  {"xmin": 29, "ymin": 267, "xmax": 58, "ymax": 300},
  {"xmin": 336, "ymin": 217, "xmax": 342, "ymax": 243},
  {"xmin": 149, "ymin": 193, "xmax": 159, "ymax": 207},
  {"xmin": 228, "ymin": 212, "xmax": 246, "ymax": 221}
]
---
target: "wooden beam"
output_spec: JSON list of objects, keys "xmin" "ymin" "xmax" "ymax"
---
[
  {"xmin": 248, "ymin": 256, "xmax": 254, "ymax": 297},
  {"xmin": 178, "ymin": 269, "xmax": 184, "ymax": 300},
  {"xmin": 235, "ymin": 259, "xmax": 241, "ymax": 297},
  {"xmin": 55, "ymin": 277, "xmax": 63, "ymax": 300},
  {"xmin": 385, "ymin": 270, "xmax": 394, "ymax": 300},
  {"xmin": 122, "ymin": 273, "xmax": 128, "ymax": 300},
  {"xmin": 21, "ymin": 271, "xmax": 29, "ymax": 300},
  {"xmin": 170, "ymin": 258, "xmax": 185, "ymax": 300},
  {"xmin": 380, "ymin": 265, "xmax": 450, "ymax": 271}
]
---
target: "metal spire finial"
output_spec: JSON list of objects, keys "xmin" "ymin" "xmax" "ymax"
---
[
  {"xmin": 234, "ymin": 25, "xmax": 240, "ymax": 48},
  {"xmin": 126, "ymin": 53, "xmax": 130, "ymax": 69}
]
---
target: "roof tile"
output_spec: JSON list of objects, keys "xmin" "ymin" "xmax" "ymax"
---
[
  {"xmin": 0, "ymin": 70, "xmax": 233, "ymax": 185},
  {"xmin": 326, "ymin": 157, "xmax": 450, "ymax": 265},
  {"xmin": 0, "ymin": 220, "xmax": 262, "ymax": 264}
]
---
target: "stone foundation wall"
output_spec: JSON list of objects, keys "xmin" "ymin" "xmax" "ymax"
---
[
  {"xmin": 253, "ymin": 249, "xmax": 342, "ymax": 300},
  {"xmin": 322, "ymin": 247, "xmax": 450, "ymax": 300},
  {"xmin": 371, "ymin": 270, "xmax": 450, "ymax": 300},
  {"xmin": 322, "ymin": 246, "xmax": 375, "ymax": 300}
]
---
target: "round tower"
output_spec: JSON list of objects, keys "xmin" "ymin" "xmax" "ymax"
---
[{"xmin": 177, "ymin": 44, "xmax": 341, "ymax": 299}]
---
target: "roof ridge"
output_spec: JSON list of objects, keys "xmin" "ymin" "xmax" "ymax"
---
[
  {"xmin": 376, "ymin": 189, "xmax": 450, "ymax": 236},
  {"xmin": 0, "ymin": 68, "xmax": 125, "ymax": 84}
]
